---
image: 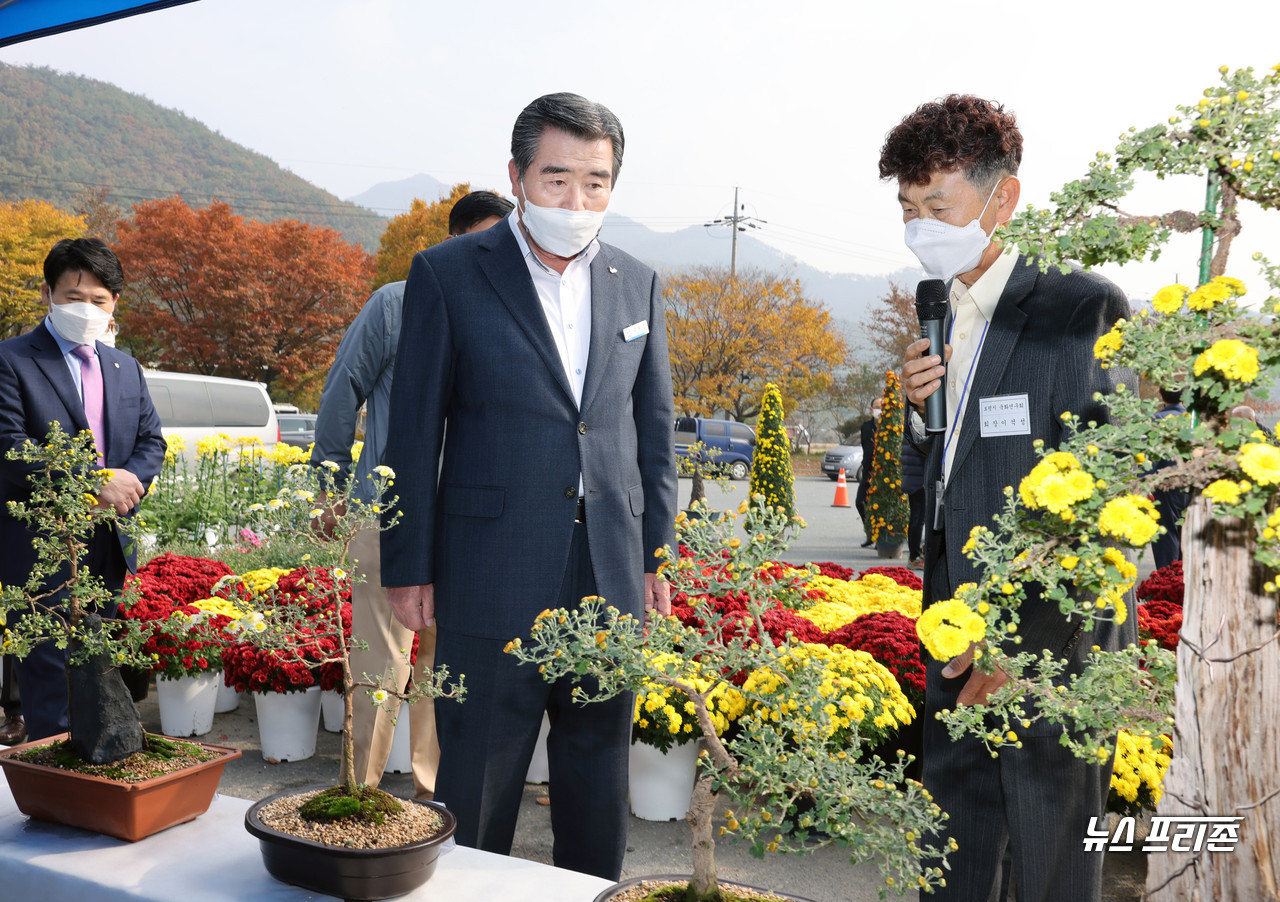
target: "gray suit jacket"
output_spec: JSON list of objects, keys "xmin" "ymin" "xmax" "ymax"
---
[
  {"xmin": 380, "ymin": 222, "xmax": 677, "ymax": 641},
  {"xmin": 910, "ymin": 255, "xmax": 1137, "ymax": 662}
]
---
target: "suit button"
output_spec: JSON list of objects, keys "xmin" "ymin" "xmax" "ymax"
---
[
  {"xmin": 564, "ymin": 487, "xmax": 577, "ymax": 499},
  {"xmin": 577, "ymin": 422, "xmax": 587, "ymax": 434}
]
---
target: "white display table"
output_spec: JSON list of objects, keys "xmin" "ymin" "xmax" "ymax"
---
[{"xmin": 0, "ymin": 779, "xmax": 612, "ymax": 901}]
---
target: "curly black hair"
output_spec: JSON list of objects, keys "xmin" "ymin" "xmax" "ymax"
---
[{"xmin": 878, "ymin": 94, "xmax": 1022, "ymax": 189}]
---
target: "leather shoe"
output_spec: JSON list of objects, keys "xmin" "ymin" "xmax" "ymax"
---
[
  {"xmin": 0, "ymin": 713, "xmax": 25, "ymax": 745},
  {"xmin": 860, "ymin": 540, "xmax": 874, "ymax": 548}
]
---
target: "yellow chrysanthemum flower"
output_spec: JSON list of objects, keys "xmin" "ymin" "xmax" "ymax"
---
[
  {"xmin": 1150, "ymin": 284, "xmax": 1189, "ymax": 314},
  {"xmin": 1202, "ymin": 479, "xmax": 1245, "ymax": 504},
  {"xmin": 1193, "ymin": 339, "xmax": 1259, "ymax": 384},
  {"xmin": 916, "ymin": 598, "xmax": 986, "ymax": 662},
  {"xmin": 1097, "ymin": 495, "xmax": 1161, "ymax": 547},
  {"xmin": 1092, "ymin": 325, "xmax": 1125, "ymax": 361},
  {"xmin": 1239, "ymin": 442, "xmax": 1280, "ymax": 486},
  {"xmin": 797, "ymin": 573, "xmax": 922, "ymax": 627},
  {"xmin": 1187, "ymin": 280, "xmax": 1233, "ymax": 311}
]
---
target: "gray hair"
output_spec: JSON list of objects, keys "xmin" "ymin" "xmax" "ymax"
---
[{"xmin": 511, "ymin": 93, "xmax": 625, "ymax": 183}]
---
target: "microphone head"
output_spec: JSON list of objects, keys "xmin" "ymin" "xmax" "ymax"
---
[{"xmin": 915, "ymin": 278, "xmax": 948, "ymax": 320}]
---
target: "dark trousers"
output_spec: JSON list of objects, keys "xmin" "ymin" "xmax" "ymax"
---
[
  {"xmin": 855, "ymin": 479, "xmax": 870, "ymax": 537},
  {"xmin": 1, "ymin": 656, "xmax": 19, "ymax": 714},
  {"xmin": 432, "ymin": 523, "xmax": 632, "ymax": 881},
  {"xmin": 907, "ymin": 488, "xmax": 926, "ymax": 561},
  {"xmin": 14, "ymin": 529, "xmax": 125, "ymax": 742},
  {"xmin": 921, "ymin": 534, "xmax": 1109, "ymax": 902},
  {"xmin": 1151, "ymin": 489, "xmax": 1188, "ymax": 570}
]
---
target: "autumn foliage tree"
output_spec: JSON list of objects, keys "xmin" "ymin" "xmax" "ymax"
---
[
  {"xmin": 0, "ymin": 199, "xmax": 85, "ymax": 339},
  {"xmin": 372, "ymin": 182, "xmax": 472, "ymax": 288},
  {"xmin": 113, "ymin": 197, "xmax": 373, "ymax": 405},
  {"xmin": 863, "ymin": 280, "xmax": 921, "ymax": 373},
  {"xmin": 665, "ymin": 266, "xmax": 846, "ymax": 421}
]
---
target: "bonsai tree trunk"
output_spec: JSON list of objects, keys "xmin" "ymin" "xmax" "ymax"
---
[
  {"xmin": 67, "ymin": 619, "xmax": 145, "ymax": 764},
  {"xmin": 689, "ymin": 464, "xmax": 706, "ymax": 508},
  {"xmin": 340, "ymin": 653, "xmax": 357, "ymax": 793},
  {"xmin": 1147, "ymin": 498, "xmax": 1280, "ymax": 900},
  {"xmin": 684, "ymin": 772, "xmax": 721, "ymax": 902}
]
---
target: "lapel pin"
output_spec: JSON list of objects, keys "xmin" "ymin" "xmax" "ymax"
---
[
  {"xmin": 113, "ymin": 362, "xmax": 120, "ymax": 368},
  {"xmin": 608, "ymin": 266, "xmax": 617, "ymax": 274}
]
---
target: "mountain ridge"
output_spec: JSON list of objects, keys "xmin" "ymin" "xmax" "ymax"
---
[{"xmin": 0, "ymin": 62, "xmax": 386, "ymax": 250}]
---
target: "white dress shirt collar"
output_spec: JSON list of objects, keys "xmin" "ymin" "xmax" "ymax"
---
[{"xmin": 951, "ymin": 244, "xmax": 1019, "ymax": 321}]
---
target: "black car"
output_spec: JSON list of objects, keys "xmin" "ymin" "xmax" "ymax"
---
[{"xmin": 278, "ymin": 413, "xmax": 317, "ymax": 449}]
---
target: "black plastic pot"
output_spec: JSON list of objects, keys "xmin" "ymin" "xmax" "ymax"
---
[{"xmin": 245, "ymin": 787, "xmax": 457, "ymax": 901}]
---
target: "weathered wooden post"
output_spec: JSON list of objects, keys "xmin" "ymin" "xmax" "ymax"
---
[{"xmin": 1147, "ymin": 498, "xmax": 1280, "ymax": 900}]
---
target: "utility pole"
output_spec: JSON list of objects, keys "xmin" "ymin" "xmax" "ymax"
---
[{"xmin": 705, "ymin": 187, "xmax": 765, "ymax": 278}]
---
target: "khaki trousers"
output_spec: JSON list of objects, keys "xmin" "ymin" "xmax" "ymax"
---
[{"xmin": 349, "ymin": 528, "xmax": 438, "ymax": 798}]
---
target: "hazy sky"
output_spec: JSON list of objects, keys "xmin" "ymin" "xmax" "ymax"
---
[{"xmin": 3, "ymin": 0, "xmax": 1279, "ymax": 297}]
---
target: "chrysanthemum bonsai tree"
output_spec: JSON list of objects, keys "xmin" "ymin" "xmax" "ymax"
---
[
  {"xmin": 0, "ymin": 424, "xmax": 158, "ymax": 763},
  {"xmin": 926, "ymin": 60, "xmax": 1280, "ymax": 899},
  {"xmin": 220, "ymin": 461, "xmax": 465, "ymax": 818},
  {"xmin": 508, "ymin": 498, "xmax": 953, "ymax": 901},
  {"xmin": 748, "ymin": 382, "xmax": 795, "ymax": 517},
  {"xmin": 865, "ymin": 372, "xmax": 909, "ymax": 552}
]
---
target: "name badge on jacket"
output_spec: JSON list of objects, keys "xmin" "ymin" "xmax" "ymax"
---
[
  {"xmin": 623, "ymin": 320, "xmax": 649, "ymax": 342},
  {"xmin": 979, "ymin": 393, "xmax": 1031, "ymax": 437}
]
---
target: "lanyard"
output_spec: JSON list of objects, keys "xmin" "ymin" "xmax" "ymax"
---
[{"xmin": 941, "ymin": 317, "xmax": 989, "ymax": 484}]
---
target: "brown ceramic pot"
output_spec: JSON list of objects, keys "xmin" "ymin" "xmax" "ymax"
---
[{"xmin": 0, "ymin": 731, "xmax": 240, "ymax": 842}]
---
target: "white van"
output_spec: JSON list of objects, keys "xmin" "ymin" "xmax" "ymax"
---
[{"xmin": 143, "ymin": 371, "xmax": 279, "ymax": 453}]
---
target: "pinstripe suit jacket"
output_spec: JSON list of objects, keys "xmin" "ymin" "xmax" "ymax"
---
[{"xmin": 910, "ymin": 255, "xmax": 1138, "ymax": 663}]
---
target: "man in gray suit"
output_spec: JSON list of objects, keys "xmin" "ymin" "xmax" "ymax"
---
[
  {"xmin": 380, "ymin": 93, "xmax": 676, "ymax": 881},
  {"xmin": 888, "ymin": 96, "xmax": 1136, "ymax": 901}
]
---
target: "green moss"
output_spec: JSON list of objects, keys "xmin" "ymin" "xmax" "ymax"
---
[
  {"xmin": 17, "ymin": 733, "xmax": 217, "ymax": 781},
  {"xmin": 627, "ymin": 882, "xmax": 788, "ymax": 902},
  {"xmin": 298, "ymin": 785, "xmax": 404, "ymax": 825}
]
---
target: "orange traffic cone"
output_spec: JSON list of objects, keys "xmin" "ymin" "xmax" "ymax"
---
[{"xmin": 831, "ymin": 468, "xmax": 851, "ymax": 508}]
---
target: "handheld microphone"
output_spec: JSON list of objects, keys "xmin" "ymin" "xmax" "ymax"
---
[{"xmin": 914, "ymin": 279, "xmax": 948, "ymax": 434}]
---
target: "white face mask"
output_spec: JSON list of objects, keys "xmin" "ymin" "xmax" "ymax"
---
[
  {"xmin": 519, "ymin": 181, "xmax": 605, "ymax": 258},
  {"xmin": 903, "ymin": 180, "xmax": 1002, "ymax": 282},
  {"xmin": 871, "ymin": 409, "xmax": 881, "ymax": 420},
  {"xmin": 48, "ymin": 301, "xmax": 113, "ymax": 345}
]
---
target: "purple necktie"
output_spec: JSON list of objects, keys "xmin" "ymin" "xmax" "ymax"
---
[{"xmin": 72, "ymin": 344, "xmax": 105, "ymax": 466}]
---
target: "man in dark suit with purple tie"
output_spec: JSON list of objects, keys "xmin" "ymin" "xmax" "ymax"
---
[{"xmin": 0, "ymin": 238, "xmax": 166, "ymax": 741}]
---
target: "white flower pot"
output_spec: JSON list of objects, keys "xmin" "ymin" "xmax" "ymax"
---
[
  {"xmin": 214, "ymin": 671, "xmax": 240, "ymax": 713},
  {"xmin": 253, "ymin": 686, "xmax": 322, "ymax": 762},
  {"xmin": 525, "ymin": 712, "xmax": 551, "ymax": 784},
  {"xmin": 155, "ymin": 672, "xmax": 220, "ymax": 737},
  {"xmin": 321, "ymin": 689, "xmax": 344, "ymax": 732},
  {"xmin": 385, "ymin": 704, "xmax": 412, "ymax": 774},
  {"xmin": 628, "ymin": 739, "xmax": 700, "ymax": 821}
]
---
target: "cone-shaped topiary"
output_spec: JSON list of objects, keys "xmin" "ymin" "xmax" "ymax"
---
[
  {"xmin": 749, "ymin": 382, "xmax": 795, "ymax": 517},
  {"xmin": 866, "ymin": 371, "xmax": 909, "ymax": 547}
]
